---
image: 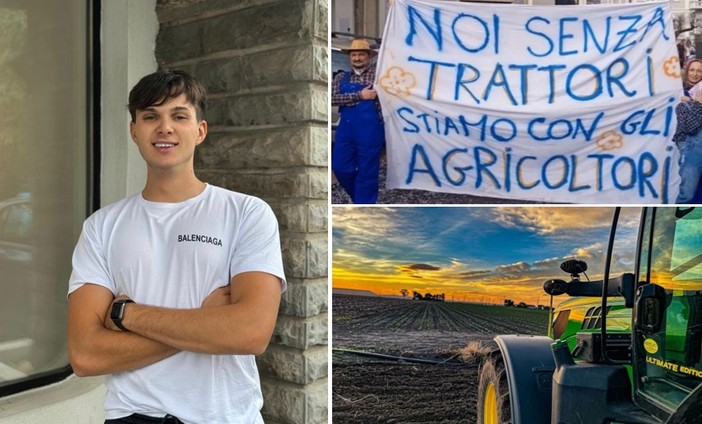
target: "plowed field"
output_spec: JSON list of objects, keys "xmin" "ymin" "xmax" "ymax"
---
[{"xmin": 332, "ymin": 294, "xmax": 549, "ymax": 423}]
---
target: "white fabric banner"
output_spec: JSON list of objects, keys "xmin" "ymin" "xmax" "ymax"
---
[{"xmin": 376, "ymin": 0, "xmax": 682, "ymax": 203}]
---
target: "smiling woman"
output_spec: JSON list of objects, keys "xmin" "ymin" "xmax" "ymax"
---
[{"xmin": 684, "ymin": 59, "xmax": 702, "ymax": 91}]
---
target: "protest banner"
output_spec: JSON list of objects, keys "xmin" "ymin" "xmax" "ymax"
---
[{"xmin": 375, "ymin": 0, "xmax": 682, "ymax": 203}]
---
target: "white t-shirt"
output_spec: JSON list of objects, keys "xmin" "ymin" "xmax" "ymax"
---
[{"xmin": 68, "ymin": 184, "xmax": 286, "ymax": 424}]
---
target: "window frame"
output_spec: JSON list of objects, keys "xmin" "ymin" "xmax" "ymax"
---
[{"xmin": 0, "ymin": 0, "xmax": 100, "ymax": 398}]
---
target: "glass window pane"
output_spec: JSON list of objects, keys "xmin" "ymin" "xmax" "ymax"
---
[
  {"xmin": 636, "ymin": 208, "xmax": 702, "ymax": 414},
  {"xmin": 0, "ymin": 1, "xmax": 87, "ymax": 388}
]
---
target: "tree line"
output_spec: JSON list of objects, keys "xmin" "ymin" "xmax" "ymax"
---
[
  {"xmin": 398, "ymin": 289, "xmax": 550, "ymax": 309},
  {"xmin": 400, "ymin": 289, "xmax": 445, "ymax": 302}
]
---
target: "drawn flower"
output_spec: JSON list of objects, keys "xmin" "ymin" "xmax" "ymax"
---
[
  {"xmin": 663, "ymin": 56, "xmax": 681, "ymax": 79},
  {"xmin": 595, "ymin": 130, "xmax": 624, "ymax": 151},
  {"xmin": 379, "ymin": 66, "xmax": 416, "ymax": 97}
]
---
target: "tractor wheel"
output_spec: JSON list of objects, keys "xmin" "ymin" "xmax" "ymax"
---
[{"xmin": 477, "ymin": 354, "xmax": 512, "ymax": 424}]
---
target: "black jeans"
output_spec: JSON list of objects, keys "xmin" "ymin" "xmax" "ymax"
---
[{"xmin": 105, "ymin": 413, "xmax": 183, "ymax": 424}]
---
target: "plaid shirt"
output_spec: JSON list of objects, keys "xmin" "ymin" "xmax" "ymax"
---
[
  {"xmin": 331, "ymin": 65, "xmax": 383, "ymax": 120},
  {"xmin": 674, "ymin": 100, "xmax": 702, "ymax": 144}
]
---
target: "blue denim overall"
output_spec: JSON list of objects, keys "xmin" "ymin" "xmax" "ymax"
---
[
  {"xmin": 676, "ymin": 129, "xmax": 702, "ymax": 203},
  {"xmin": 332, "ymin": 72, "xmax": 385, "ymax": 204}
]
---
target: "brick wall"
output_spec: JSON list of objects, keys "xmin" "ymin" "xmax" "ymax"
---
[{"xmin": 154, "ymin": 1, "xmax": 328, "ymax": 423}]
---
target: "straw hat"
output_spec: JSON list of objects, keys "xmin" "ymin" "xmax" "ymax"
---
[{"xmin": 342, "ymin": 39, "xmax": 376, "ymax": 55}]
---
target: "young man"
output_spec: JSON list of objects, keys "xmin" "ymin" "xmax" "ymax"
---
[
  {"xmin": 67, "ymin": 70, "xmax": 286, "ymax": 424},
  {"xmin": 331, "ymin": 38, "xmax": 385, "ymax": 204}
]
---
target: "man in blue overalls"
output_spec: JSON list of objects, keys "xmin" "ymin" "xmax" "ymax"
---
[{"xmin": 332, "ymin": 39, "xmax": 385, "ymax": 204}]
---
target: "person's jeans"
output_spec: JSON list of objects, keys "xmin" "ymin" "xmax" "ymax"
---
[
  {"xmin": 332, "ymin": 118, "xmax": 385, "ymax": 204},
  {"xmin": 676, "ymin": 130, "xmax": 702, "ymax": 203},
  {"xmin": 105, "ymin": 413, "xmax": 183, "ymax": 424}
]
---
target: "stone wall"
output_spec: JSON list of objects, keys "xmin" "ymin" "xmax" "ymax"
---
[{"xmin": 154, "ymin": 1, "xmax": 328, "ymax": 423}]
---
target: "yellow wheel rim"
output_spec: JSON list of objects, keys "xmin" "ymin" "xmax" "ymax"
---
[{"xmin": 484, "ymin": 382, "xmax": 498, "ymax": 424}]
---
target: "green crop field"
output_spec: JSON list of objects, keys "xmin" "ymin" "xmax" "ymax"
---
[{"xmin": 333, "ymin": 294, "xmax": 549, "ymax": 335}]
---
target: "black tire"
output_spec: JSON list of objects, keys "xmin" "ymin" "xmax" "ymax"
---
[{"xmin": 477, "ymin": 354, "xmax": 512, "ymax": 424}]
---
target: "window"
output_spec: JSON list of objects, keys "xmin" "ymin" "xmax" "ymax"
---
[
  {"xmin": 0, "ymin": 0, "xmax": 93, "ymax": 395},
  {"xmin": 635, "ymin": 208, "xmax": 702, "ymax": 417},
  {"xmin": 552, "ymin": 309, "xmax": 571, "ymax": 339}
]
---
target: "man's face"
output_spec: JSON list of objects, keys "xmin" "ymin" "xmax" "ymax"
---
[
  {"xmin": 129, "ymin": 94, "xmax": 207, "ymax": 174},
  {"xmin": 349, "ymin": 51, "xmax": 370, "ymax": 70}
]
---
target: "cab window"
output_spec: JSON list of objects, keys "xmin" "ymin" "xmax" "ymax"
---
[{"xmin": 635, "ymin": 208, "xmax": 702, "ymax": 415}]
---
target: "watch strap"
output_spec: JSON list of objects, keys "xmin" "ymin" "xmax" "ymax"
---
[{"xmin": 111, "ymin": 299, "xmax": 135, "ymax": 331}]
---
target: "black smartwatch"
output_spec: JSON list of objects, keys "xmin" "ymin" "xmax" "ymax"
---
[{"xmin": 110, "ymin": 299, "xmax": 135, "ymax": 331}]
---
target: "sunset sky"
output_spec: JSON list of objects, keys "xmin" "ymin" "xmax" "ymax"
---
[{"xmin": 332, "ymin": 207, "xmax": 641, "ymax": 305}]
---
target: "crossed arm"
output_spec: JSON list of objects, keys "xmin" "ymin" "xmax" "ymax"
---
[{"xmin": 67, "ymin": 271, "xmax": 281, "ymax": 377}]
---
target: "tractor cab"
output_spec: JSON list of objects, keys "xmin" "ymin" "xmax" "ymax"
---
[
  {"xmin": 632, "ymin": 207, "xmax": 702, "ymax": 422},
  {"xmin": 545, "ymin": 207, "xmax": 702, "ymax": 423},
  {"xmin": 478, "ymin": 207, "xmax": 702, "ymax": 424}
]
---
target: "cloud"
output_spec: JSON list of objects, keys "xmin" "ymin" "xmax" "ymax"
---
[
  {"xmin": 456, "ymin": 269, "xmax": 492, "ymax": 278},
  {"xmin": 492, "ymin": 207, "xmax": 616, "ymax": 234},
  {"xmin": 332, "ymin": 249, "xmax": 399, "ymax": 273},
  {"xmin": 333, "ymin": 208, "xmax": 450, "ymax": 258},
  {"xmin": 575, "ymin": 247, "xmax": 595, "ymax": 258},
  {"xmin": 333, "ymin": 207, "xmax": 400, "ymax": 239},
  {"xmin": 397, "ymin": 263, "xmax": 442, "ymax": 280},
  {"xmin": 405, "ymin": 263, "xmax": 440, "ymax": 271},
  {"xmin": 495, "ymin": 261, "xmax": 531, "ymax": 273},
  {"xmin": 531, "ymin": 257, "xmax": 566, "ymax": 271}
]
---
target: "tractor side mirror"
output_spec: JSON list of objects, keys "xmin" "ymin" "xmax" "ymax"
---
[
  {"xmin": 544, "ymin": 279, "xmax": 568, "ymax": 296},
  {"xmin": 635, "ymin": 283, "xmax": 666, "ymax": 333}
]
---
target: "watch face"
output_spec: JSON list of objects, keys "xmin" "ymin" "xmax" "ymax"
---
[
  {"xmin": 109, "ymin": 300, "xmax": 132, "ymax": 331},
  {"xmin": 110, "ymin": 301, "xmax": 124, "ymax": 320}
]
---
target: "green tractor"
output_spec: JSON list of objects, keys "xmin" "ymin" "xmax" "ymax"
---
[{"xmin": 477, "ymin": 207, "xmax": 702, "ymax": 423}]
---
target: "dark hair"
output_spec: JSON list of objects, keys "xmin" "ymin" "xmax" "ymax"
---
[{"xmin": 128, "ymin": 69, "xmax": 207, "ymax": 122}]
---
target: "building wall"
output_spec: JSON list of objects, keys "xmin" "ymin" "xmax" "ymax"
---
[{"xmin": 154, "ymin": 1, "xmax": 329, "ymax": 423}]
